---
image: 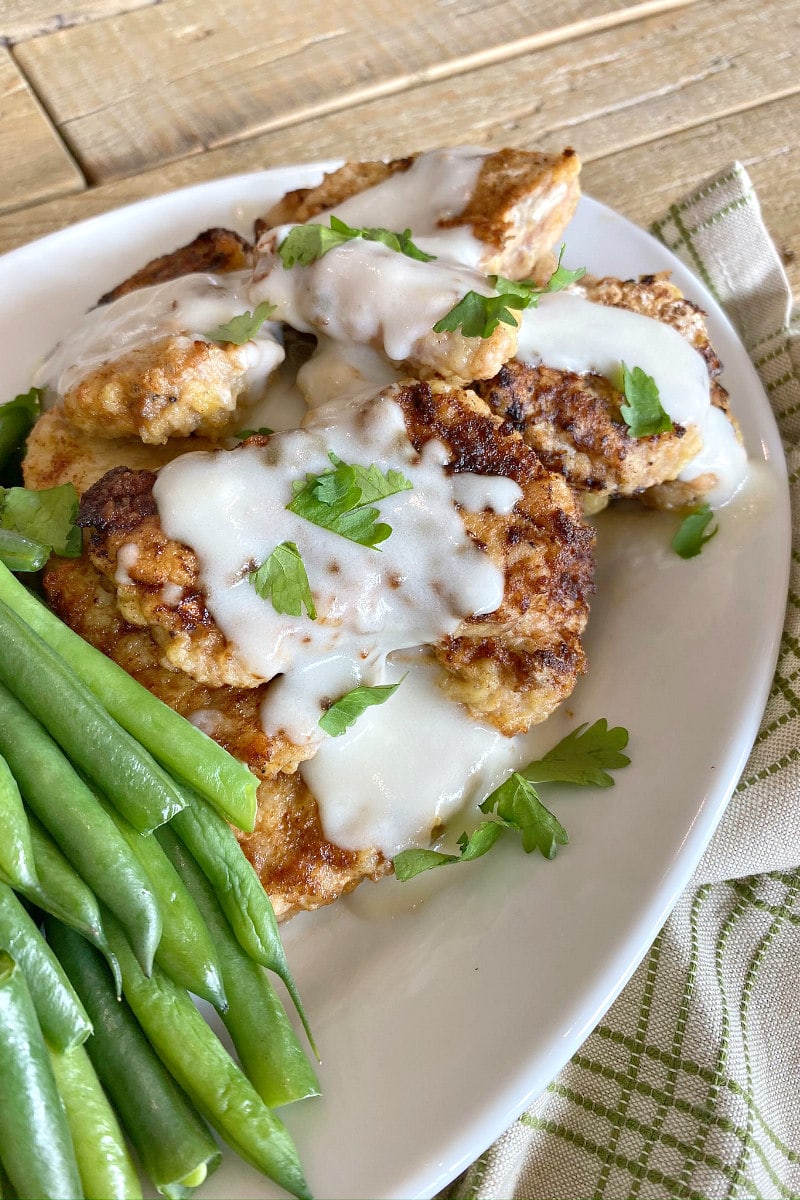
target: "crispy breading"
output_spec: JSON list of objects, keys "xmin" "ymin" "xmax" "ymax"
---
[
  {"xmin": 42, "ymin": 555, "xmax": 388, "ymax": 918},
  {"xmin": 22, "ymin": 405, "xmax": 220, "ymax": 495},
  {"xmin": 395, "ymin": 380, "xmax": 594, "ymax": 734},
  {"xmin": 62, "ymin": 334, "xmax": 263, "ymax": 445},
  {"xmin": 475, "ymin": 273, "xmax": 740, "ymax": 512},
  {"xmin": 77, "ymin": 383, "xmax": 594, "ymax": 736},
  {"xmin": 257, "ymin": 147, "xmax": 581, "ymax": 280},
  {"xmin": 476, "ymin": 361, "xmax": 703, "ymax": 513},
  {"xmin": 99, "ymin": 227, "xmax": 252, "ymax": 304}
]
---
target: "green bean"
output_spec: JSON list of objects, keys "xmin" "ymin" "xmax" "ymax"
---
[
  {"xmin": 0, "ymin": 528, "xmax": 49, "ymax": 573},
  {"xmin": 0, "ymin": 682, "xmax": 162, "ymax": 974},
  {"xmin": 159, "ymin": 824, "xmax": 320, "ymax": 1108},
  {"xmin": 103, "ymin": 913, "xmax": 312, "ymax": 1200},
  {"xmin": 0, "ymin": 751, "xmax": 37, "ymax": 890},
  {"xmin": 47, "ymin": 920, "xmax": 220, "ymax": 1200},
  {"xmin": 0, "ymin": 882, "xmax": 91, "ymax": 1051},
  {"xmin": 19, "ymin": 814, "xmax": 120, "ymax": 989},
  {"xmin": 0, "ymin": 561, "xmax": 257, "ymax": 831},
  {"xmin": 0, "ymin": 596, "xmax": 186, "ymax": 833},
  {"xmin": 0, "ymin": 950, "xmax": 83, "ymax": 1199},
  {"xmin": 95, "ymin": 794, "xmax": 227, "ymax": 1010},
  {"xmin": 47, "ymin": 1042, "xmax": 142, "ymax": 1200},
  {"xmin": 171, "ymin": 788, "xmax": 316, "ymax": 1053}
]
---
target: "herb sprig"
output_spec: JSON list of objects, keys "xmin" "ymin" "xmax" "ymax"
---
[
  {"xmin": 278, "ymin": 216, "xmax": 434, "ymax": 268},
  {"xmin": 433, "ymin": 243, "xmax": 586, "ymax": 340},
  {"xmin": 318, "ymin": 677, "xmax": 406, "ymax": 737},
  {"xmin": 619, "ymin": 363, "xmax": 673, "ymax": 437},
  {"xmin": 288, "ymin": 452, "xmax": 412, "ymax": 550},
  {"xmin": 206, "ymin": 302, "xmax": 275, "ymax": 345},
  {"xmin": 393, "ymin": 718, "xmax": 630, "ymax": 880},
  {"xmin": 671, "ymin": 503, "xmax": 718, "ymax": 559},
  {"xmin": 249, "ymin": 541, "xmax": 317, "ymax": 619}
]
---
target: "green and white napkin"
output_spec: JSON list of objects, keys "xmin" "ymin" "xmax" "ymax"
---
[{"xmin": 444, "ymin": 164, "xmax": 800, "ymax": 1200}]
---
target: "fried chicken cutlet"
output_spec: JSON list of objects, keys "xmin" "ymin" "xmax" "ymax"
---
[
  {"xmin": 76, "ymin": 382, "xmax": 594, "ymax": 738},
  {"xmin": 475, "ymin": 273, "xmax": 744, "ymax": 513},
  {"xmin": 257, "ymin": 146, "xmax": 582, "ymax": 281},
  {"xmin": 42, "ymin": 555, "xmax": 389, "ymax": 919}
]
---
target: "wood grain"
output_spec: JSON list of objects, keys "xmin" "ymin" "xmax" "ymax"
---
[
  {"xmin": 12, "ymin": 0, "xmax": 702, "ymax": 182},
  {"xmin": 0, "ymin": 50, "xmax": 84, "ymax": 213},
  {"xmin": 1, "ymin": 1, "xmax": 160, "ymax": 45}
]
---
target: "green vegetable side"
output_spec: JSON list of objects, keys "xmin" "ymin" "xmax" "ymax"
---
[{"xmin": 0, "ymin": 557, "xmax": 316, "ymax": 1200}]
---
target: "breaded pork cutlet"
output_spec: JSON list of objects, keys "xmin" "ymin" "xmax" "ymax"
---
[
  {"xmin": 42, "ymin": 555, "xmax": 389, "ymax": 918},
  {"xmin": 76, "ymin": 383, "xmax": 594, "ymax": 737},
  {"xmin": 257, "ymin": 146, "xmax": 581, "ymax": 281},
  {"xmin": 475, "ymin": 273, "xmax": 741, "ymax": 513}
]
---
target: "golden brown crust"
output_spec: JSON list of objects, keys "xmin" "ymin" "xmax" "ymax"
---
[
  {"xmin": 42, "ymin": 555, "xmax": 386, "ymax": 918},
  {"xmin": 257, "ymin": 159, "xmax": 413, "ymax": 234},
  {"xmin": 62, "ymin": 334, "xmax": 256, "ymax": 445},
  {"xmin": 392, "ymin": 380, "xmax": 594, "ymax": 734},
  {"xmin": 256, "ymin": 147, "xmax": 581, "ymax": 280},
  {"xmin": 99, "ymin": 228, "xmax": 253, "ymax": 305},
  {"xmin": 77, "ymin": 383, "xmax": 594, "ymax": 735},
  {"xmin": 476, "ymin": 361, "xmax": 702, "ymax": 504},
  {"xmin": 22, "ymin": 405, "xmax": 220, "ymax": 496}
]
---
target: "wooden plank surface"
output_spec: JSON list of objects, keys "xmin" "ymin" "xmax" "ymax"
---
[
  {"xmin": 2, "ymin": 0, "xmax": 795, "ymax": 288},
  {"xmin": 1, "ymin": 0, "xmax": 159, "ymax": 44},
  {"xmin": 13, "ymin": 0, "xmax": 701, "ymax": 182},
  {"xmin": 0, "ymin": 50, "xmax": 84, "ymax": 213}
]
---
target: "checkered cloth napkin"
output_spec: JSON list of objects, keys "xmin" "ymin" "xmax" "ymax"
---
[{"xmin": 443, "ymin": 165, "xmax": 800, "ymax": 1200}]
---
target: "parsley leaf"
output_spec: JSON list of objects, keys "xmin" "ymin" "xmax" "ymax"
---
[
  {"xmin": 278, "ymin": 216, "xmax": 434, "ymax": 268},
  {"xmin": 206, "ymin": 301, "xmax": 275, "ymax": 345},
  {"xmin": 432, "ymin": 290, "xmax": 528, "ymax": 338},
  {"xmin": 490, "ymin": 243, "xmax": 586, "ymax": 305},
  {"xmin": 521, "ymin": 718, "xmax": 631, "ymax": 788},
  {"xmin": 393, "ymin": 822, "xmax": 505, "ymax": 880},
  {"xmin": 393, "ymin": 716, "xmax": 630, "ymax": 880},
  {"xmin": 249, "ymin": 541, "xmax": 317, "ymax": 619},
  {"xmin": 671, "ymin": 503, "xmax": 718, "ymax": 559},
  {"xmin": 235, "ymin": 426, "xmax": 274, "ymax": 439},
  {"xmin": 435, "ymin": 243, "xmax": 586, "ymax": 339},
  {"xmin": 0, "ymin": 483, "xmax": 80, "ymax": 560},
  {"xmin": 288, "ymin": 453, "xmax": 412, "ymax": 549},
  {"xmin": 619, "ymin": 362, "xmax": 673, "ymax": 437},
  {"xmin": 479, "ymin": 772, "xmax": 569, "ymax": 858},
  {"xmin": 319, "ymin": 677, "xmax": 405, "ymax": 737},
  {"xmin": 0, "ymin": 387, "xmax": 43, "ymax": 476}
]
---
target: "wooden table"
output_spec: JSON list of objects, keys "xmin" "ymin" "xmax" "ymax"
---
[{"xmin": 1, "ymin": 0, "xmax": 798, "ymax": 303}]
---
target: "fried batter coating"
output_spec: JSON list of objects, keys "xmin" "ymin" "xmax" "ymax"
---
[
  {"xmin": 22, "ymin": 405, "xmax": 219, "ymax": 495},
  {"xmin": 476, "ymin": 274, "xmax": 740, "ymax": 513},
  {"xmin": 62, "ymin": 333, "xmax": 269, "ymax": 446},
  {"xmin": 257, "ymin": 146, "xmax": 581, "ymax": 280},
  {"xmin": 77, "ymin": 383, "xmax": 593, "ymax": 737},
  {"xmin": 42, "ymin": 555, "xmax": 388, "ymax": 918},
  {"xmin": 99, "ymin": 227, "xmax": 253, "ymax": 304},
  {"xmin": 394, "ymin": 381, "xmax": 594, "ymax": 734}
]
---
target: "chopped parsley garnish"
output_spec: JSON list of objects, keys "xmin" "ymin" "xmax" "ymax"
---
[
  {"xmin": 249, "ymin": 541, "xmax": 317, "ymax": 619},
  {"xmin": 206, "ymin": 301, "xmax": 275, "ymax": 345},
  {"xmin": 288, "ymin": 452, "xmax": 412, "ymax": 550},
  {"xmin": 0, "ymin": 483, "xmax": 81, "ymax": 569},
  {"xmin": 234, "ymin": 426, "xmax": 274, "ymax": 439},
  {"xmin": 434, "ymin": 242, "xmax": 586, "ymax": 339},
  {"xmin": 521, "ymin": 718, "xmax": 631, "ymax": 787},
  {"xmin": 619, "ymin": 363, "xmax": 673, "ymax": 437},
  {"xmin": 278, "ymin": 216, "xmax": 434, "ymax": 268},
  {"xmin": 671, "ymin": 503, "xmax": 718, "ymax": 559},
  {"xmin": 0, "ymin": 387, "xmax": 43, "ymax": 478},
  {"xmin": 432, "ymin": 290, "xmax": 528, "ymax": 339},
  {"xmin": 319, "ymin": 677, "xmax": 405, "ymax": 737},
  {"xmin": 393, "ymin": 717, "xmax": 630, "ymax": 880}
]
